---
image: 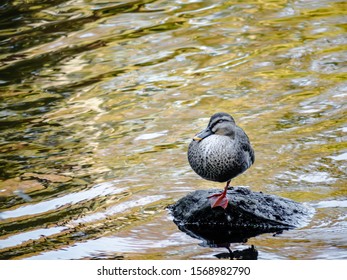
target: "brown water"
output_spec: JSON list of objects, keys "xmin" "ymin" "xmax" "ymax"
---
[{"xmin": 0, "ymin": 0, "xmax": 346, "ymax": 260}]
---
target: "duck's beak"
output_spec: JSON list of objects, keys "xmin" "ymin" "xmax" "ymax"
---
[{"xmin": 193, "ymin": 128, "xmax": 213, "ymax": 142}]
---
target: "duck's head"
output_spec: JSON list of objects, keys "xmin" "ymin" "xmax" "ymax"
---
[{"xmin": 193, "ymin": 112, "xmax": 236, "ymax": 142}]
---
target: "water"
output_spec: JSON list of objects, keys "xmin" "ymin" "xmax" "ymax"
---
[{"xmin": 0, "ymin": 0, "xmax": 346, "ymax": 259}]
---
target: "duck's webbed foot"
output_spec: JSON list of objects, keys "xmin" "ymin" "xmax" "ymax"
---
[
  {"xmin": 207, "ymin": 180, "xmax": 231, "ymax": 209},
  {"xmin": 207, "ymin": 192, "xmax": 229, "ymax": 209}
]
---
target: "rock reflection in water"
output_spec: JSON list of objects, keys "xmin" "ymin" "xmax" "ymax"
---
[
  {"xmin": 173, "ymin": 221, "xmax": 285, "ymax": 260},
  {"xmin": 176, "ymin": 222, "xmax": 283, "ymax": 245}
]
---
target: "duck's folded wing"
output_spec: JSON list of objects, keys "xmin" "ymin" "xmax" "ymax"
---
[{"xmin": 236, "ymin": 127, "xmax": 255, "ymax": 166}]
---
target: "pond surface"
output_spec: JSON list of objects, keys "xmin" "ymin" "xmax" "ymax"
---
[{"xmin": 0, "ymin": 0, "xmax": 346, "ymax": 260}]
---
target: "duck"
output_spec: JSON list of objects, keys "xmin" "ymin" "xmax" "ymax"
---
[{"xmin": 187, "ymin": 112, "xmax": 255, "ymax": 209}]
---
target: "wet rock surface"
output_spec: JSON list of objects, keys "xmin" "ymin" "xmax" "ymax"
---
[{"xmin": 169, "ymin": 187, "xmax": 314, "ymax": 245}]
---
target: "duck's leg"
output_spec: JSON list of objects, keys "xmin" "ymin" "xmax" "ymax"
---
[{"xmin": 207, "ymin": 180, "xmax": 231, "ymax": 209}]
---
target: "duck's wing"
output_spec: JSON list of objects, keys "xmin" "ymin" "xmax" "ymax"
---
[{"xmin": 236, "ymin": 126, "xmax": 255, "ymax": 166}]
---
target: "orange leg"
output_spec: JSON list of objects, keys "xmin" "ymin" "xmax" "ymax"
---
[{"xmin": 207, "ymin": 180, "xmax": 231, "ymax": 209}]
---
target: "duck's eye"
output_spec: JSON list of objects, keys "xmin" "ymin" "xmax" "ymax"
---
[{"xmin": 218, "ymin": 119, "xmax": 224, "ymax": 123}]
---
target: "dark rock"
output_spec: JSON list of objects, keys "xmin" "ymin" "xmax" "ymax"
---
[{"xmin": 168, "ymin": 187, "xmax": 314, "ymax": 245}]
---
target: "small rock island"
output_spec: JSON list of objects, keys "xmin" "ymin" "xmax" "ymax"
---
[{"xmin": 169, "ymin": 187, "xmax": 314, "ymax": 245}]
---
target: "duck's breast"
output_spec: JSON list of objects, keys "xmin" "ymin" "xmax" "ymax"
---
[{"xmin": 188, "ymin": 135, "xmax": 247, "ymax": 182}]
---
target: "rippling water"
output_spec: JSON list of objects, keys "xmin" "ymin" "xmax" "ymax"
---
[{"xmin": 0, "ymin": 0, "xmax": 346, "ymax": 259}]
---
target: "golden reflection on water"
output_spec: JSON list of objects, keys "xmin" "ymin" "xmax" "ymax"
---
[{"xmin": 0, "ymin": 0, "xmax": 346, "ymax": 259}]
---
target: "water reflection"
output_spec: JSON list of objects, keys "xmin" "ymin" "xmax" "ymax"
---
[
  {"xmin": 1, "ymin": 182, "xmax": 125, "ymax": 220},
  {"xmin": 175, "ymin": 222, "xmax": 283, "ymax": 245},
  {"xmin": 214, "ymin": 245, "xmax": 258, "ymax": 260},
  {"xmin": 1, "ymin": 0, "xmax": 346, "ymax": 259},
  {"xmin": 173, "ymin": 222, "xmax": 277, "ymax": 260}
]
